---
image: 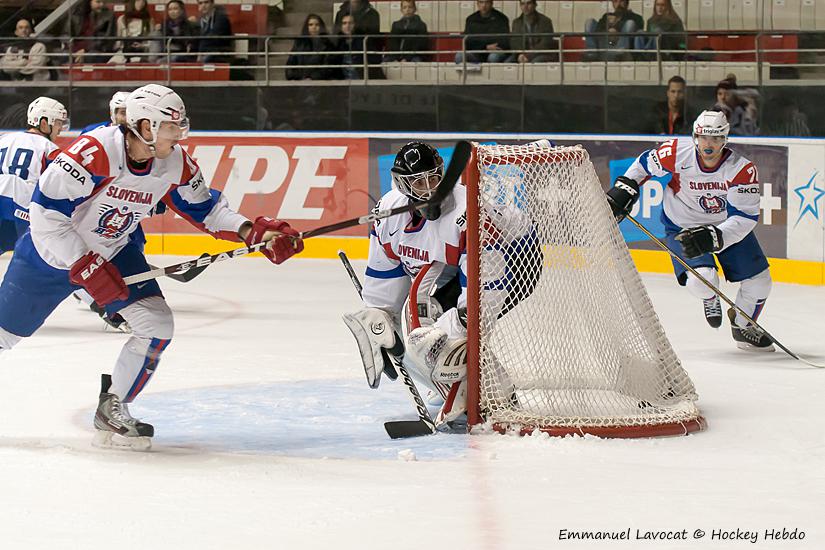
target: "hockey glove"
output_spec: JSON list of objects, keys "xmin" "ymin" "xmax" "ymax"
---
[
  {"xmin": 69, "ymin": 252, "xmax": 129, "ymax": 307},
  {"xmin": 675, "ymin": 225, "xmax": 724, "ymax": 259},
  {"xmin": 244, "ymin": 216, "xmax": 304, "ymax": 265},
  {"xmin": 605, "ymin": 176, "xmax": 640, "ymax": 222},
  {"xmin": 342, "ymin": 308, "xmax": 403, "ymax": 389}
]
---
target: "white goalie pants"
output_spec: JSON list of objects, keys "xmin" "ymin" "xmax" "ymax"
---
[{"xmin": 0, "ymin": 295, "xmax": 173, "ymax": 402}]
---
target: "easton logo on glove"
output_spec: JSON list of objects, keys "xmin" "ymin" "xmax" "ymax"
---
[{"xmin": 80, "ymin": 254, "xmax": 105, "ymax": 280}]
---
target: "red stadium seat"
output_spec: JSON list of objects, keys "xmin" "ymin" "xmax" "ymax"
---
[{"xmin": 68, "ymin": 63, "xmax": 230, "ymax": 81}]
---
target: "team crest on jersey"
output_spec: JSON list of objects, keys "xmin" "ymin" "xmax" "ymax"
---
[
  {"xmin": 93, "ymin": 204, "xmax": 135, "ymax": 239},
  {"xmin": 698, "ymin": 194, "xmax": 727, "ymax": 214}
]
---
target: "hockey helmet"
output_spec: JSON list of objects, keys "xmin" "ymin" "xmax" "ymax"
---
[
  {"xmin": 109, "ymin": 91, "xmax": 130, "ymax": 125},
  {"xmin": 693, "ymin": 110, "xmax": 729, "ymax": 148},
  {"xmin": 27, "ymin": 96, "xmax": 70, "ymax": 131},
  {"xmin": 126, "ymin": 84, "xmax": 190, "ymax": 146},
  {"xmin": 391, "ymin": 142, "xmax": 444, "ymax": 202}
]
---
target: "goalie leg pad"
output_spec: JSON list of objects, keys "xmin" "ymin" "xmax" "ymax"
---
[
  {"xmin": 342, "ymin": 308, "xmax": 403, "ymax": 389},
  {"xmin": 407, "ymin": 325, "xmax": 467, "ymax": 382},
  {"xmin": 436, "ymin": 379, "xmax": 467, "ymax": 429}
]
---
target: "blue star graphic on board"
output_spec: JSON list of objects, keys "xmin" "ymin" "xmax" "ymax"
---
[{"xmin": 793, "ymin": 171, "xmax": 825, "ymax": 228}]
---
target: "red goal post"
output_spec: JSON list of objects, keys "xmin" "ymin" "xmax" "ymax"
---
[{"xmin": 463, "ymin": 141, "xmax": 706, "ymax": 438}]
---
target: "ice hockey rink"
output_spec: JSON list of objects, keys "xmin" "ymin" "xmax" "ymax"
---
[{"xmin": 0, "ymin": 254, "xmax": 822, "ymax": 550}]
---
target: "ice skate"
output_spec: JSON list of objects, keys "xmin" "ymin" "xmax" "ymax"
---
[
  {"xmin": 728, "ymin": 308, "xmax": 774, "ymax": 352},
  {"xmin": 89, "ymin": 301, "xmax": 131, "ymax": 333},
  {"xmin": 702, "ymin": 295, "xmax": 723, "ymax": 328},
  {"xmin": 93, "ymin": 374, "xmax": 153, "ymax": 451}
]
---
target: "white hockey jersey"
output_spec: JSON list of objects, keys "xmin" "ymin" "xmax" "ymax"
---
[
  {"xmin": 623, "ymin": 138, "xmax": 760, "ymax": 250},
  {"xmin": 0, "ymin": 130, "xmax": 59, "ymax": 222},
  {"xmin": 26, "ymin": 125, "xmax": 248, "ymax": 270},
  {"xmin": 362, "ymin": 185, "xmax": 467, "ymax": 332}
]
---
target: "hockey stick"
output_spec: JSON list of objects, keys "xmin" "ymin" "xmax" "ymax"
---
[
  {"xmin": 338, "ymin": 250, "xmax": 437, "ymax": 439},
  {"xmin": 147, "ymin": 253, "xmax": 211, "ymax": 283},
  {"xmin": 626, "ymin": 214, "xmax": 825, "ymax": 368},
  {"xmin": 123, "ymin": 141, "xmax": 473, "ymax": 287}
]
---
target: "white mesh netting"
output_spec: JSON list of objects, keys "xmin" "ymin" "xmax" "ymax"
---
[{"xmin": 471, "ymin": 142, "xmax": 703, "ymax": 434}]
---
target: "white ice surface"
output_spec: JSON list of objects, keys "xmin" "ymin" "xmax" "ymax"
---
[{"xmin": 0, "ymin": 255, "xmax": 823, "ymax": 550}]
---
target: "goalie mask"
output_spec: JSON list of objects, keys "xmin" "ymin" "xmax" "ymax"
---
[
  {"xmin": 391, "ymin": 142, "xmax": 445, "ymax": 221},
  {"xmin": 693, "ymin": 110, "xmax": 729, "ymax": 151}
]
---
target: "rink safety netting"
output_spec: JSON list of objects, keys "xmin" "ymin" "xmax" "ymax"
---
[{"xmin": 469, "ymin": 143, "xmax": 704, "ymax": 435}]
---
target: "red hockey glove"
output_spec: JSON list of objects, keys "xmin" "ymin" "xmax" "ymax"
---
[
  {"xmin": 69, "ymin": 252, "xmax": 129, "ymax": 306},
  {"xmin": 244, "ymin": 216, "xmax": 304, "ymax": 265}
]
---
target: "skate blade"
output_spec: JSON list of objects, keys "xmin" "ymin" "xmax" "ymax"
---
[
  {"xmin": 92, "ymin": 430, "xmax": 152, "ymax": 451},
  {"xmin": 736, "ymin": 342, "xmax": 776, "ymax": 353}
]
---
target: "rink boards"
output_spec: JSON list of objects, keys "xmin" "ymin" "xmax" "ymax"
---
[{"xmin": 2, "ymin": 130, "xmax": 822, "ymax": 285}]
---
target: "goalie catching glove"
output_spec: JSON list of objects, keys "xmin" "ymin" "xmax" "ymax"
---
[
  {"xmin": 342, "ymin": 308, "xmax": 402, "ymax": 389},
  {"xmin": 605, "ymin": 176, "xmax": 640, "ymax": 222},
  {"xmin": 243, "ymin": 216, "xmax": 304, "ymax": 265},
  {"xmin": 675, "ymin": 225, "xmax": 723, "ymax": 259}
]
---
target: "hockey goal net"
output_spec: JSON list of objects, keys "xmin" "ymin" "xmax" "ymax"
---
[{"xmin": 463, "ymin": 142, "xmax": 705, "ymax": 437}]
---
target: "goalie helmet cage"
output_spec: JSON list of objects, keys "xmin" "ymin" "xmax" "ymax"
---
[{"xmin": 463, "ymin": 142, "xmax": 706, "ymax": 438}]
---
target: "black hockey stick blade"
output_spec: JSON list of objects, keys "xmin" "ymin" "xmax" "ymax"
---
[
  {"xmin": 168, "ymin": 253, "xmax": 212, "ymax": 282},
  {"xmin": 147, "ymin": 253, "xmax": 211, "ymax": 283},
  {"xmin": 384, "ymin": 419, "xmax": 436, "ymax": 440}
]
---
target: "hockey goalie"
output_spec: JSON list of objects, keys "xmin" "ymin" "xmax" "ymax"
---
[{"xmin": 343, "ymin": 141, "xmax": 540, "ymax": 431}]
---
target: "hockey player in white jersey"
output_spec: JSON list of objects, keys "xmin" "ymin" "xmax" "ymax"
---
[
  {"xmin": 0, "ymin": 84, "xmax": 304, "ymax": 450},
  {"xmin": 606, "ymin": 110, "xmax": 773, "ymax": 351},
  {"xmin": 74, "ymin": 90, "xmax": 149, "ymax": 332},
  {"xmin": 79, "ymin": 90, "xmax": 129, "ymax": 133},
  {"xmin": 0, "ymin": 96, "xmax": 67, "ymax": 254},
  {"xmin": 343, "ymin": 142, "xmax": 538, "ymax": 430}
]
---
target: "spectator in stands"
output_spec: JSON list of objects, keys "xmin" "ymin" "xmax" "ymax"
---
[
  {"xmin": 286, "ymin": 14, "xmax": 337, "ymax": 80},
  {"xmin": 65, "ymin": 0, "xmax": 117, "ymax": 63},
  {"xmin": 712, "ymin": 75, "xmax": 759, "ymax": 136},
  {"xmin": 1, "ymin": 18, "xmax": 50, "ymax": 81},
  {"xmin": 113, "ymin": 0, "xmax": 153, "ymax": 62},
  {"xmin": 634, "ymin": 0, "xmax": 684, "ymax": 60},
  {"xmin": 511, "ymin": 0, "xmax": 557, "ymax": 63},
  {"xmin": 387, "ymin": 0, "xmax": 429, "ymax": 62},
  {"xmin": 583, "ymin": 0, "xmax": 643, "ymax": 61},
  {"xmin": 649, "ymin": 75, "xmax": 687, "ymax": 134},
  {"xmin": 334, "ymin": 0, "xmax": 380, "ymax": 35},
  {"xmin": 335, "ymin": 13, "xmax": 385, "ymax": 80},
  {"xmin": 149, "ymin": 0, "xmax": 199, "ymax": 62},
  {"xmin": 456, "ymin": 0, "xmax": 510, "ymax": 65},
  {"xmin": 194, "ymin": 0, "xmax": 232, "ymax": 63}
]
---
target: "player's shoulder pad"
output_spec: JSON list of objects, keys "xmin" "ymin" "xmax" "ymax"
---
[{"xmin": 60, "ymin": 133, "xmax": 110, "ymax": 176}]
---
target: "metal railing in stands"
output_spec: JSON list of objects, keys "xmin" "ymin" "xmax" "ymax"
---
[{"xmin": 0, "ymin": 32, "xmax": 821, "ymax": 86}]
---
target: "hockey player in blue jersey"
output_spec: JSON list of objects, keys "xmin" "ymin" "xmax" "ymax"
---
[
  {"xmin": 0, "ymin": 84, "xmax": 304, "ymax": 450},
  {"xmin": 0, "ymin": 96, "xmax": 68, "ymax": 254},
  {"xmin": 606, "ymin": 110, "xmax": 773, "ymax": 351}
]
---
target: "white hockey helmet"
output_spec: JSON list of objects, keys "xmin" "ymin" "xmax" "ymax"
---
[
  {"xmin": 125, "ymin": 84, "xmax": 190, "ymax": 146},
  {"xmin": 693, "ymin": 110, "xmax": 729, "ymax": 148},
  {"xmin": 109, "ymin": 91, "xmax": 130, "ymax": 124},
  {"xmin": 27, "ymin": 96, "xmax": 70, "ymax": 131}
]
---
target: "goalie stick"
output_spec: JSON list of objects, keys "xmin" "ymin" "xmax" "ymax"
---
[
  {"xmin": 338, "ymin": 252, "xmax": 437, "ymax": 440},
  {"xmin": 123, "ymin": 141, "xmax": 472, "ymax": 287},
  {"xmin": 626, "ymin": 214, "xmax": 825, "ymax": 369}
]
